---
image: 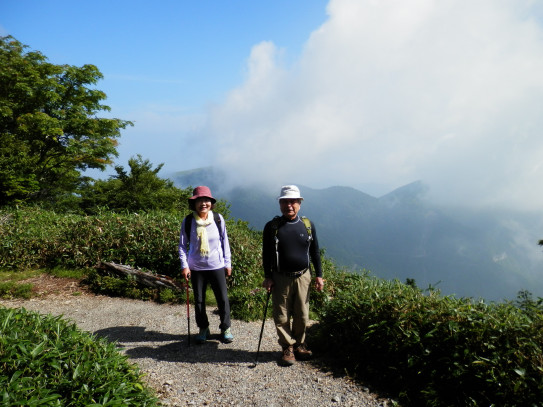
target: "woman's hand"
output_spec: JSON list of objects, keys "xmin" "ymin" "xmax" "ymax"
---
[
  {"xmin": 225, "ymin": 267, "xmax": 232, "ymax": 277},
  {"xmin": 181, "ymin": 267, "xmax": 191, "ymax": 282}
]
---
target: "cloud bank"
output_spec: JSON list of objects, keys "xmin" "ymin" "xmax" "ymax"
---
[{"xmin": 199, "ymin": 0, "xmax": 543, "ymax": 210}]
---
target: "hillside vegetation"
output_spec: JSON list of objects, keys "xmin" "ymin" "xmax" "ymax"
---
[{"xmin": 1, "ymin": 206, "xmax": 543, "ymax": 406}]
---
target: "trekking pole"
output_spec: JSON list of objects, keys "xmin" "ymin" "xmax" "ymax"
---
[
  {"xmin": 254, "ymin": 290, "xmax": 272, "ymax": 365},
  {"xmin": 185, "ymin": 281, "xmax": 191, "ymax": 347}
]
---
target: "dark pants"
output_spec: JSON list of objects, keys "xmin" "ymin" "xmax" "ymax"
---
[{"xmin": 191, "ymin": 268, "xmax": 231, "ymax": 331}]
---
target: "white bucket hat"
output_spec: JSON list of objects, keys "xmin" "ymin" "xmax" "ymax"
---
[{"xmin": 277, "ymin": 185, "xmax": 303, "ymax": 201}]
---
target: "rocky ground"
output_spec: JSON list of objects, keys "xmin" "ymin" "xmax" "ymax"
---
[{"xmin": 0, "ymin": 275, "xmax": 394, "ymax": 406}]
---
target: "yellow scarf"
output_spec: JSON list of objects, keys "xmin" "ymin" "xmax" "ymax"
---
[{"xmin": 194, "ymin": 211, "xmax": 213, "ymax": 256}]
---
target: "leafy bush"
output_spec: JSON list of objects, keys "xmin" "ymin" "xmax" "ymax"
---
[
  {"xmin": 0, "ymin": 307, "xmax": 158, "ymax": 406},
  {"xmin": 83, "ymin": 269, "xmax": 157, "ymax": 301},
  {"xmin": 0, "ymin": 206, "xmax": 265, "ymax": 317},
  {"xmin": 224, "ymin": 219, "xmax": 262, "ymax": 290},
  {"xmin": 229, "ymin": 287, "xmax": 270, "ymax": 322},
  {"xmin": 0, "ymin": 206, "xmax": 243, "ymax": 279},
  {"xmin": 311, "ymin": 273, "xmax": 543, "ymax": 406}
]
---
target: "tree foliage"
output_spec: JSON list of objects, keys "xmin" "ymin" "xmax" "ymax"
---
[
  {"xmin": 0, "ymin": 36, "xmax": 132, "ymax": 206},
  {"xmin": 79, "ymin": 155, "xmax": 191, "ymax": 213}
]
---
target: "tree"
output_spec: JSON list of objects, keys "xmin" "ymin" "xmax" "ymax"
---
[
  {"xmin": 0, "ymin": 36, "xmax": 132, "ymax": 206},
  {"xmin": 80, "ymin": 155, "xmax": 189, "ymax": 213}
]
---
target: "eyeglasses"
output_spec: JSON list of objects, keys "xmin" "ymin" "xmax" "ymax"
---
[{"xmin": 280, "ymin": 199, "xmax": 300, "ymax": 206}]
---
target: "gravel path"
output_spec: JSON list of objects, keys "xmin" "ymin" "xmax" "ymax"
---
[{"xmin": 1, "ymin": 289, "xmax": 391, "ymax": 407}]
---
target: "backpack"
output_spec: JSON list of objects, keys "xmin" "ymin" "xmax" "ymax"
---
[
  {"xmin": 269, "ymin": 215, "xmax": 312, "ymax": 240},
  {"xmin": 184, "ymin": 212, "xmax": 224, "ymax": 250}
]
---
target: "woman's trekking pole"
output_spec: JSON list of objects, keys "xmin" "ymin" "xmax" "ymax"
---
[
  {"xmin": 254, "ymin": 290, "xmax": 272, "ymax": 365},
  {"xmin": 185, "ymin": 282, "xmax": 191, "ymax": 347}
]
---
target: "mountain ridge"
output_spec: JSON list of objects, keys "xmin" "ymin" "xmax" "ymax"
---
[{"xmin": 170, "ymin": 168, "xmax": 543, "ymax": 301}]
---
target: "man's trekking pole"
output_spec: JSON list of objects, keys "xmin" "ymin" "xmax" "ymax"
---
[
  {"xmin": 254, "ymin": 290, "xmax": 272, "ymax": 365},
  {"xmin": 185, "ymin": 282, "xmax": 191, "ymax": 347}
]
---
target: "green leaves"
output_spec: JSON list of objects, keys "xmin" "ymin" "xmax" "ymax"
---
[
  {"xmin": 0, "ymin": 35, "xmax": 132, "ymax": 206},
  {"xmin": 79, "ymin": 155, "xmax": 188, "ymax": 214},
  {"xmin": 0, "ymin": 307, "xmax": 158, "ymax": 406},
  {"xmin": 312, "ymin": 275, "xmax": 543, "ymax": 406}
]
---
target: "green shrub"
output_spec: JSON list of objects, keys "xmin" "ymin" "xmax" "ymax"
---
[
  {"xmin": 312, "ymin": 273, "xmax": 543, "ymax": 406},
  {"xmin": 83, "ymin": 269, "xmax": 157, "ymax": 301},
  {"xmin": 0, "ymin": 307, "xmax": 158, "ymax": 406},
  {"xmin": 158, "ymin": 288, "xmax": 180, "ymax": 304},
  {"xmin": 0, "ymin": 207, "xmax": 261, "ymax": 284},
  {"xmin": 229, "ymin": 286, "xmax": 271, "ymax": 322},
  {"xmin": 0, "ymin": 206, "xmax": 266, "ymax": 316},
  {"xmin": 225, "ymin": 219, "xmax": 262, "ymax": 290}
]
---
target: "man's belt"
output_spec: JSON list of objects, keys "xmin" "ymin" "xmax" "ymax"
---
[{"xmin": 276, "ymin": 268, "xmax": 308, "ymax": 278}]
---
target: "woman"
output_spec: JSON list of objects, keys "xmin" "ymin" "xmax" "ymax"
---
[{"xmin": 179, "ymin": 186, "xmax": 234, "ymax": 344}]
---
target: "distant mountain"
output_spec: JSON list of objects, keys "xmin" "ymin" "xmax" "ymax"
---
[{"xmin": 171, "ymin": 168, "xmax": 543, "ymax": 301}]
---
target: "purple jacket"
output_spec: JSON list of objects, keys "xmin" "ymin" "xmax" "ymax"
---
[{"xmin": 178, "ymin": 213, "xmax": 231, "ymax": 271}]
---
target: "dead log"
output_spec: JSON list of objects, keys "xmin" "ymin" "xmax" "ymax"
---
[{"xmin": 96, "ymin": 261, "xmax": 184, "ymax": 292}]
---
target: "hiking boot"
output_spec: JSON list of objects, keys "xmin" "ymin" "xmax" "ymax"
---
[
  {"xmin": 294, "ymin": 343, "xmax": 312, "ymax": 360},
  {"xmin": 280, "ymin": 345, "xmax": 295, "ymax": 366},
  {"xmin": 221, "ymin": 327, "xmax": 234, "ymax": 343},
  {"xmin": 195, "ymin": 327, "xmax": 209, "ymax": 344}
]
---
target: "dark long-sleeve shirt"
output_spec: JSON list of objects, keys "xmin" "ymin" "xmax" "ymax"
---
[{"xmin": 262, "ymin": 215, "xmax": 322, "ymax": 279}]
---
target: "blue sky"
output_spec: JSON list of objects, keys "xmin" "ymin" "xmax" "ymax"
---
[
  {"xmin": 2, "ymin": 0, "xmax": 543, "ymax": 211},
  {"xmin": 1, "ymin": 0, "xmax": 328, "ymax": 177}
]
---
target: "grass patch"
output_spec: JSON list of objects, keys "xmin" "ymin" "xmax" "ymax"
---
[
  {"xmin": 0, "ymin": 270, "xmax": 39, "ymax": 299},
  {"xmin": 0, "ymin": 281, "xmax": 33, "ymax": 299},
  {"xmin": 0, "ymin": 269, "xmax": 41, "ymax": 282},
  {"xmin": 0, "ymin": 268, "xmax": 87, "ymax": 299}
]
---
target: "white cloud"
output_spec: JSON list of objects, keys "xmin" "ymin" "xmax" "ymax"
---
[{"xmin": 199, "ymin": 0, "xmax": 543, "ymax": 209}]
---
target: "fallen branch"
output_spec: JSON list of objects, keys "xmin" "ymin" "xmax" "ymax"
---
[{"xmin": 96, "ymin": 261, "xmax": 184, "ymax": 292}]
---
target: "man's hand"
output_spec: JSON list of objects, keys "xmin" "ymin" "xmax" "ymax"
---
[
  {"xmin": 315, "ymin": 277, "xmax": 324, "ymax": 292},
  {"xmin": 262, "ymin": 278, "xmax": 274, "ymax": 292}
]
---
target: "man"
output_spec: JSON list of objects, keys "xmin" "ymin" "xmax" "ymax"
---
[{"xmin": 262, "ymin": 185, "xmax": 324, "ymax": 366}]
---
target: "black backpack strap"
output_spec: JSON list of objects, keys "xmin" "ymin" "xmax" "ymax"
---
[
  {"xmin": 270, "ymin": 216, "xmax": 284, "ymax": 272},
  {"xmin": 184, "ymin": 213, "xmax": 194, "ymax": 241}
]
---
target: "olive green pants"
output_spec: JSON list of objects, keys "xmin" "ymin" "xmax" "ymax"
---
[{"xmin": 271, "ymin": 269, "xmax": 311, "ymax": 348}]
